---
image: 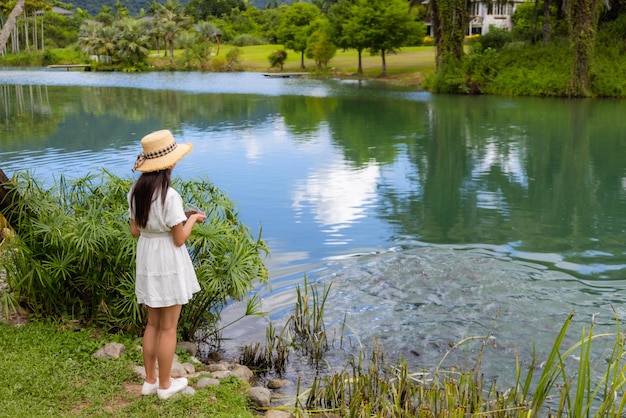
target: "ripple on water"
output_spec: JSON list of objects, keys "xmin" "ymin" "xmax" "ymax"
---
[{"xmin": 218, "ymin": 244, "xmax": 625, "ymax": 403}]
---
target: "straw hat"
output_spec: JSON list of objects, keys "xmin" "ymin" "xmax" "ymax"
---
[{"xmin": 132, "ymin": 130, "xmax": 192, "ymax": 173}]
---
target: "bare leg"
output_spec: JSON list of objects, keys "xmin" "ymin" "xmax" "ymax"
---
[
  {"xmin": 143, "ymin": 307, "xmax": 161, "ymax": 384},
  {"xmin": 157, "ymin": 304, "xmax": 182, "ymax": 389}
]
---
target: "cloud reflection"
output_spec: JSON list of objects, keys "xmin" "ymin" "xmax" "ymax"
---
[{"xmin": 292, "ymin": 159, "xmax": 380, "ymax": 245}]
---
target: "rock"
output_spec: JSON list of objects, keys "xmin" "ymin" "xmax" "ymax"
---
[
  {"xmin": 177, "ymin": 341, "xmax": 198, "ymax": 357},
  {"xmin": 230, "ymin": 364, "xmax": 254, "ymax": 383},
  {"xmin": 181, "ymin": 362, "xmax": 196, "ymax": 374},
  {"xmin": 206, "ymin": 362, "xmax": 229, "ymax": 372},
  {"xmin": 171, "ymin": 361, "xmax": 189, "ymax": 377},
  {"xmin": 211, "ymin": 370, "xmax": 232, "ymax": 379},
  {"xmin": 248, "ymin": 386, "xmax": 272, "ymax": 407},
  {"xmin": 196, "ymin": 377, "xmax": 220, "ymax": 389},
  {"xmin": 267, "ymin": 379, "xmax": 292, "ymax": 389},
  {"xmin": 206, "ymin": 351, "xmax": 223, "ymax": 362},
  {"xmin": 132, "ymin": 365, "xmax": 147, "ymax": 380},
  {"xmin": 182, "ymin": 386, "xmax": 196, "ymax": 396},
  {"xmin": 93, "ymin": 342, "xmax": 125, "ymax": 359}
]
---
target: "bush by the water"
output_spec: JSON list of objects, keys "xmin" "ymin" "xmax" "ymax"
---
[{"xmin": 0, "ymin": 170, "xmax": 268, "ymax": 341}]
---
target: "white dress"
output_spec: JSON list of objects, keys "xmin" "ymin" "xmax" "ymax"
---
[{"xmin": 128, "ymin": 186, "xmax": 200, "ymax": 308}]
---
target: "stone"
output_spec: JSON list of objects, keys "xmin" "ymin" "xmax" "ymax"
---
[
  {"xmin": 211, "ymin": 370, "xmax": 232, "ymax": 379},
  {"xmin": 230, "ymin": 364, "xmax": 254, "ymax": 383},
  {"xmin": 182, "ymin": 386, "xmax": 196, "ymax": 396},
  {"xmin": 176, "ymin": 341, "xmax": 198, "ymax": 357},
  {"xmin": 196, "ymin": 377, "xmax": 220, "ymax": 389},
  {"xmin": 92, "ymin": 342, "xmax": 125, "ymax": 359},
  {"xmin": 248, "ymin": 386, "xmax": 271, "ymax": 407},
  {"xmin": 267, "ymin": 379, "xmax": 292, "ymax": 389},
  {"xmin": 181, "ymin": 362, "xmax": 196, "ymax": 374},
  {"xmin": 206, "ymin": 362, "xmax": 229, "ymax": 372}
]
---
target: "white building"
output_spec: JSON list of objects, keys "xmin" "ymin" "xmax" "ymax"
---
[
  {"xmin": 424, "ymin": 0, "xmax": 528, "ymax": 36},
  {"xmin": 468, "ymin": 0, "xmax": 527, "ymax": 35}
]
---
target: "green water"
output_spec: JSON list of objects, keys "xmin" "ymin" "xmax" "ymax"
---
[{"xmin": 2, "ymin": 70, "xmax": 626, "ymax": 389}]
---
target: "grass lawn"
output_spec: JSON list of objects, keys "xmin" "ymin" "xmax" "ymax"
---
[
  {"xmin": 0, "ymin": 321, "xmax": 256, "ymax": 417},
  {"xmin": 149, "ymin": 44, "xmax": 436, "ymax": 87}
]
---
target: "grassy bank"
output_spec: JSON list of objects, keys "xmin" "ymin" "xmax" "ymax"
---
[
  {"xmin": 0, "ymin": 44, "xmax": 436, "ymax": 89},
  {"xmin": 0, "ymin": 320, "xmax": 255, "ymax": 417},
  {"xmin": 148, "ymin": 44, "xmax": 436, "ymax": 87}
]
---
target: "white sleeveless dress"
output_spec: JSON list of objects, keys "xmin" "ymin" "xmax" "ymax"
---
[{"xmin": 128, "ymin": 187, "xmax": 200, "ymax": 308}]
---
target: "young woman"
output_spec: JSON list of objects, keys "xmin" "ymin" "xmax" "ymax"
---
[{"xmin": 128, "ymin": 129, "xmax": 207, "ymax": 400}]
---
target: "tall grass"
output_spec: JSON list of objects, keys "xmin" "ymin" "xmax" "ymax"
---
[
  {"xmin": 0, "ymin": 170, "xmax": 268, "ymax": 341},
  {"xmin": 256, "ymin": 278, "xmax": 626, "ymax": 417},
  {"xmin": 297, "ymin": 308, "xmax": 626, "ymax": 417}
]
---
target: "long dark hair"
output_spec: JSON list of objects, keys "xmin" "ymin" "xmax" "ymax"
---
[{"xmin": 130, "ymin": 169, "xmax": 172, "ymax": 228}]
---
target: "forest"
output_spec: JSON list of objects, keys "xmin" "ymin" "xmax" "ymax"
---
[
  {"xmin": 63, "ymin": 0, "xmax": 287, "ymax": 16},
  {"xmin": 2, "ymin": 0, "xmax": 626, "ymax": 97}
]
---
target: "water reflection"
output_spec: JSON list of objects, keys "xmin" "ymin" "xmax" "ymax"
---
[
  {"xmin": 292, "ymin": 159, "xmax": 379, "ymax": 244},
  {"xmin": 3, "ymin": 71, "xmax": 626, "ymax": 392}
]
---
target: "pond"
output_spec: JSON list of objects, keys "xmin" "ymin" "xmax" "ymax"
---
[{"xmin": 2, "ymin": 69, "xmax": 626, "ymax": 396}]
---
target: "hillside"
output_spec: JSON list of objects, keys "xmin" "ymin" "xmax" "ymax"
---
[{"xmin": 67, "ymin": 0, "xmax": 291, "ymax": 16}]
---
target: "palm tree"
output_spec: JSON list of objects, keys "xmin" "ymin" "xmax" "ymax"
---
[
  {"xmin": 96, "ymin": 25, "xmax": 118, "ymax": 58},
  {"xmin": 0, "ymin": 0, "xmax": 25, "ymax": 54},
  {"xmin": 194, "ymin": 21, "xmax": 221, "ymax": 56},
  {"xmin": 77, "ymin": 22, "xmax": 100, "ymax": 56},
  {"xmin": 116, "ymin": 18, "xmax": 150, "ymax": 67},
  {"xmin": 159, "ymin": 0, "xmax": 189, "ymax": 63},
  {"xmin": 95, "ymin": 5, "xmax": 115, "ymax": 26}
]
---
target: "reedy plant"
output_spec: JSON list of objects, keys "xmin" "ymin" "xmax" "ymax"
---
[
  {"xmin": 0, "ymin": 170, "xmax": 268, "ymax": 341},
  {"xmin": 284, "ymin": 300, "xmax": 626, "ymax": 417}
]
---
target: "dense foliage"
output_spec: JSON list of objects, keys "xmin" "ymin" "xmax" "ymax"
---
[
  {"xmin": 0, "ymin": 170, "xmax": 268, "ymax": 341},
  {"xmin": 2, "ymin": 0, "xmax": 626, "ymax": 98}
]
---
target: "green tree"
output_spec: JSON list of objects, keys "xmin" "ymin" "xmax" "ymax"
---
[
  {"xmin": 345, "ymin": 0, "xmax": 422, "ymax": 76},
  {"xmin": 413, "ymin": 0, "xmax": 465, "ymax": 70},
  {"xmin": 186, "ymin": 0, "xmax": 247, "ymax": 20},
  {"xmin": 157, "ymin": 0, "xmax": 190, "ymax": 63},
  {"xmin": 268, "ymin": 48, "xmax": 287, "ymax": 70},
  {"xmin": 40, "ymin": 9, "xmax": 82, "ymax": 48},
  {"xmin": 116, "ymin": 18, "xmax": 150, "ymax": 69},
  {"xmin": 113, "ymin": 0, "xmax": 128, "ymax": 19},
  {"xmin": 277, "ymin": 2, "xmax": 321, "ymax": 69},
  {"xmin": 194, "ymin": 20, "xmax": 221, "ymax": 57},
  {"xmin": 567, "ymin": 0, "xmax": 601, "ymax": 96},
  {"xmin": 305, "ymin": 18, "xmax": 336, "ymax": 70},
  {"xmin": 328, "ymin": 0, "xmax": 366, "ymax": 73},
  {"xmin": 176, "ymin": 30, "xmax": 199, "ymax": 69},
  {"xmin": 95, "ymin": 5, "xmax": 115, "ymax": 26},
  {"xmin": 0, "ymin": 0, "xmax": 25, "ymax": 54}
]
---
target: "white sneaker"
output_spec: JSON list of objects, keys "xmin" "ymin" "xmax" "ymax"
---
[
  {"xmin": 141, "ymin": 379, "xmax": 159, "ymax": 395},
  {"xmin": 157, "ymin": 377, "xmax": 188, "ymax": 400}
]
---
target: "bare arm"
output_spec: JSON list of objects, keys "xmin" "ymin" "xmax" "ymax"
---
[
  {"xmin": 130, "ymin": 219, "xmax": 140, "ymax": 238},
  {"xmin": 171, "ymin": 212, "xmax": 207, "ymax": 247}
]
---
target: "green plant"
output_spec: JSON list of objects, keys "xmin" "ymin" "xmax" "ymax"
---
[
  {"xmin": 0, "ymin": 170, "xmax": 268, "ymax": 341},
  {"xmin": 268, "ymin": 49, "xmax": 288, "ymax": 71},
  {"xmin": 232, "ymin": 34, "xmax": 266, "ymax": 47}
]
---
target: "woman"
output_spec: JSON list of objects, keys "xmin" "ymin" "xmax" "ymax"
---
[{"xmin": 128, "ymin": 129, "xmax": 207, "ymax": 400}]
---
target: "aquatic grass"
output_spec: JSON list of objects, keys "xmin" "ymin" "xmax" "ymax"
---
[
  {"xmin": 270, "ymin": 291, "xmax": 626, "ymax": 417},
  {"xmin": 288, "ymin": 274, "xmax": 331, "ymax": 364},
  {"xmin": 239, "ymin": 277, "xmax": 330, "ymax": 376}
]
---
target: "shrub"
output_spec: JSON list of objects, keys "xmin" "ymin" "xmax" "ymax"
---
[
  {"xmin": 268, "ymin": 49, "xmax": 288, "ymax": 71},
  {"xmin": 210, "ymin": 55, "xmax": 228, "ymax": 71},
  {"xmin": 232, "ymin": 34, "xmax": 266, "ymax": 47},
  {"xmin": 479, "ymin": 26, "xmax": 514, "ymax": 51},
  {"xmin": 0, "ymin": 170, "xmax": 268, "ymax": 340}
]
